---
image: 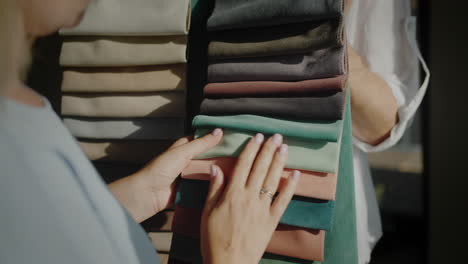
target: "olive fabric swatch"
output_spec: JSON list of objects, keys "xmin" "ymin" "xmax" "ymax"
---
[
  {"xmin": 171, "ymin": 206, "xmax": 325, "ymax": 261},
  {"xmin": 208, "ymin": 19, "xmax": 343, "ymax": 60},
  {"xmin": 175, "ymin": 179, "xmax": 335, "ymax": 230},
  {"xmin": 62, "ymin": 65, "xmax": 186, "ymax": 93},
  {"xmin": 181, "ymin": 157, "xmax": 337, "ymax": 200},
  {"xmin": 60, "ymin": 36, "xmax": 187, "ymax": 67},
  {"xmin": 61, "ymin": 92, "xmax": 186, "ymax": 118},
  {"xmin": 193, "ymin": 115, "xmax": 342, "ymax": 142},
  {"xmin": 207, "ymin": 0, "xmax": 343, "ymax": 31},
  {"xmin": 61, "ymin": 0, "xmax": 191, "ymax": 36},
  {"xmin": 208, "ymin": 46, "xmax": 346, "ymax": 82},
  {"xmin": 79, "ymin": 140, "xmax": 172, "ymax": 164},
  {"xmin": 204, "ymin": 76, "xmax": 347, "ymax": 98},
  {"xmin": 63, "ymin": 118, "xmax": 185, "ymax": 140},
  {"xmin": 195, "ymin": 128, "xmax": 340, "ymax": 173},
  {"xmin": 199, "ymin": 92, "xmax": 345, "ymax": 120}
]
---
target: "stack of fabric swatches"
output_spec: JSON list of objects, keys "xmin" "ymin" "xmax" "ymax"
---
[
  {"xmin": 58, "ymin": 1, "xmax": 191, "ymax": 263},
  {"xmin": 169, "ymin": 0, "xmax": 359, "ymax": 264}
]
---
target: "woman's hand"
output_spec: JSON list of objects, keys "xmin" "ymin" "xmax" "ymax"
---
[
  {"xmin": 201, "ymin": 133, "xmax": 301, "ymax": 264},
  {"xmin": 109, "ymin": 129, "xmax": 223, "ymax": 223}
]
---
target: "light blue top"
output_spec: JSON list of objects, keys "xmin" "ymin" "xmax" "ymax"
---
[{"xmin": 0, "ymin": 97, "xmax": 159, "ymax": 264}]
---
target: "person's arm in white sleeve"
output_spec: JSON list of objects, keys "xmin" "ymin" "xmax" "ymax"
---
[{"xmin": 345, "ymin": 0, "xmax": 430, "ymax": 152}]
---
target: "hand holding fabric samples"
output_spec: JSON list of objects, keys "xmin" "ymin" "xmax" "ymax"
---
[{"xmin": 200, "ymin": 133, "xmax": 300, "ymax": 264}]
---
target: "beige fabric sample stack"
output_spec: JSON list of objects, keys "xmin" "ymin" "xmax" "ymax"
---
[{"xmin": 59, "ymin": 0, "xmax": 190, "ymax": 257}]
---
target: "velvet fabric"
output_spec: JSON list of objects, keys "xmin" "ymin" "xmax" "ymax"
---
[
  {"xmin": 199, "ymin": 92, "xmax": 345, "ymax": 120},
  {"xmin": 171, "ymin": 206, "xmax": 325, "ymax": 261},
  {"xmin": 181, "ymin": 157, "xmax": 337, "ymax": 200},
  {"xmin": 61, "ymin": 93, "xmax": 186, "ymax": 118},
  {"xmin": 61, "ymin": 0, "xmax": 191, "ymax": 36},
  {"xmin": 208, "ymin": 46, "xmax": 346, "ymax": 82},
  {"xmin": 79, "ymin": 140, "xmax": 172, "ymax": 164},
  {"xmin": 208, "ymin": 19, "xmax": 343, "ymax": 60},
  {"xmin": 60, "ymin": 36, "xmax": 187, "ymax": 67},
  {"xmin": 207, "ymin": 0, "xmax": 343, "ymax": 31},
  {"xmin": 204, "ymin": 76, "xmax": 347, "ymax": 98},
  {"xmin": 193, "ymin": 115, "xmax": 342, "ymax": 142},
  {"xmin": 63, "ymin": 118, "xmax": 185, "ymax": 140},
  {"xmin": 195, "ymin": 128, "xmax": 340, "ymax": 173},
  {"xmin": 62, "ymin": 65, "xmax": 186, "ymax": 93},
  {"xmin": 175, "ymin": 179, "xmax": 334, "ymax": 230}
]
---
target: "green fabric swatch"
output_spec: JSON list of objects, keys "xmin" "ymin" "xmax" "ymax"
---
[
  {"xmin": 175, "ymin": 179, "xmax": 334, "ymax": 230},
  {"xmin": 195, "ymin": 128, "xmax": 340, "ymax": 173},
  {"xmin": 193, "ymin": 115, "xmax": 342, "ymax": 142}
]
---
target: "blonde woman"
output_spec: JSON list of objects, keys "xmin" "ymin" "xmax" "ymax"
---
[{"xmin": 0, "ymin": 1, "xmax": 299, "ymax": 264}]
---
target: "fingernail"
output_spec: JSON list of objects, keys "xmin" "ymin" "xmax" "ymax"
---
[
  {"xmin": 279, "ymin": 144, "xmax": 288, "ymax": 155},
  {"xmin": 210, "ymin": 165, "xmax": 217, "ymax": 178},
  {"xmin": 292, "ymin": 170, "xmax": 301, "ymax": 180},
  {"xmin": 255, "ymin": 133, "xmax": 264, "ymax": 144},
  {"xmin": 273, "ymin": 134, "xmax": 283, "ymax": 145},
  {"xmin": 212, "ymin": 128, "xmax": 222, "ymax": 136}
]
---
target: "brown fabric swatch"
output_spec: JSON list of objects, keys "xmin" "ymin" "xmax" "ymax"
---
[
  {"xmin": 204, "ymin": 76, "xmax": 347, "ymax": 98},
  {"xmin": 62, "ymin": 65, "xmax": 186, "ymax": 93},
  {"xmin": 61, "ymin": 92, "xmax": 186, "ymax": 118}
]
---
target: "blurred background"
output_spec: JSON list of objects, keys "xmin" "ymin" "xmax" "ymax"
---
[{"xmin": 25, "ymin": 0, "xmax": 468, "ymax": 263}]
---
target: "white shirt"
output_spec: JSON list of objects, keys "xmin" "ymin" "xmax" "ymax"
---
[{"xmin": 345, "ymin": 0, "xmax": 430, "ymax": 263}]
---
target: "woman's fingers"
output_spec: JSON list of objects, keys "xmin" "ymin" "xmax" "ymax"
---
[
  {"xmin": 226, "ymin": 133, "xmax": 264, "ymax": 190},
  {"xmin": 246, "ymin": 134, "xmax": 283, "ymax": 191},
  {"xmin": 204, "ymin": 165, "xmax": 225, "ymax": 213},
  {"xmin": 259, "ymin": 144, "xmax": 288, "ymax": 201},
  {"xmin": 168, "ymin": 136, "xmax": 192, "ymax": 149},
  {"xmin": 271, "ymin": 170, "xmax": 301, "ymax": 220},
  {"xmin": 174, "ymin": 128, "xmax": 223, "ymax": 159}
]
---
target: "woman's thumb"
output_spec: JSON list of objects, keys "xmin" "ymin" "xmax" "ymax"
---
[{"xmin": 204, "ymin": 165, "xmax": 225, "ymax": 213}]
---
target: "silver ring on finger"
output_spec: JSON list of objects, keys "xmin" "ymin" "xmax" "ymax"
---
[{"xmin": 260, "ymin": 187, "xmax": 275, "ymax": 200}]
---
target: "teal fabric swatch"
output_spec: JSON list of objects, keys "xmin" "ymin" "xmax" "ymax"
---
[
  {"xmin": 193, "ymin": 115, "xmax": 342, "ymax": 142},
  {"xmin": 195, "ymin": 128, "xmax": 340, "ymax": 173},
  {"xmin": 175, "ymin": 179, "xmax": 334, "ymax": 230}
]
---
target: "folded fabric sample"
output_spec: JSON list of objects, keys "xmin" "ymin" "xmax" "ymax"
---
[
  {"xmin": 159, "ymin": 253, "xmax": 169, "ymax": 264},
  {"xmin": 181, "ymin": 158, "xmax": 337, "ymax": 200},
  {"xmin": 79, "ymin": 140, "xmax": 172, "ymax": 164},
  {"xmin": 62, "ymin": 65, "xmax": 186, "ymax": 93},
  {"xmin": 200, "ymin": 92, "xmax": 345, "ymax": 120},
  {"xmin": 176, "ymin": 179, "xmax": 334, "ymax": 230},
  {"xmin": 142, "ymin": 210, "xmax": 175, "ymax": 232},
  {"xmin": 148, "ymin": 232, "xmax": 173, "ymax": 253},
  {"xmin": 60, "ymin": 36, "xmax": 187, "ymax": 67},
  {"xmin": 195, "ymin": 128, "xmax": 340, "ymax": 173},
  {"xmin": 172, "ymin": 205, "xmax": 325, "ymax": 261},
  {"xmin": 62, "ymin": 93, "xmax": 186, "ymax": 118},
  {"xmin": 204, "ymin": 76, "xmax": 347, "ymax": 98},
  {"xmin": 63, "ymin": 118, "xmax": 185, "ymax": 140},
  {"xmin": 208, "ymin": 46, "xmax": 345, "ymax": 82},
  {"xmin": 193, "ymin": 114, "xmax": 342, "ymax": 142},
  {"xmin": 207, "ymin": 0, "xmax": 342, "ymax": 31},
  {"xmin": 208, "ymin": 19, "xmax": 343, "ymax": 59},
  {"xmin": 61, "ymin": 0, "xmax": 191, "ymax": 36}
]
